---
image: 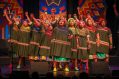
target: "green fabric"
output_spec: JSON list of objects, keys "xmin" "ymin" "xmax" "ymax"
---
[
  {"xmin": 54, "ymin": 56, "xmax": 70, "ymax": 62},
  {"xmin": 97, "ymin": 52, "xmax": 106, "ymax": 59}
]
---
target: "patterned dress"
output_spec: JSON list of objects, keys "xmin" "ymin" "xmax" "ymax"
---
[
  {"xmin": 8, "ymin": 23, "xmax": 20, "ymax": 57},
  {"xmin": 39, "ymin": 25, "xmax": 52, "ymax": 56},
  {"xmin": 17, "ymin": 24, "xmax": 31, "ymax": 57},
  {"xmin": 29, "ymin": 24, "xmax": 43, "ymax": 56},
  {"xmin": 87, "ymin": 26, "xmax": 97, "ymax": 59},
  {"xmin": 50, "ymin": 26, "xmax": 71, "ymax": 62},
  {"xmin": 77, "ymin": 27, "xmax": 90, "ymax": 60},
  {"xmin": 96, "ymin": 27, "xmax": 112, "ymax": 59},
  {"xmin": 68, "ymin": 27, "xmax": 79, "ymax": 59}
]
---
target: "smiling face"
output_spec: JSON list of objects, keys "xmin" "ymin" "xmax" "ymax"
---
[{"xmin": 59, "ymin": 19, "xmax": 65, "ymax": 27}]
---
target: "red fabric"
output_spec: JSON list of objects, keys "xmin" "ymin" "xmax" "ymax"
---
[{"xmin": 87, "ymin": 26, "xmax": 96, "ymax": 32}]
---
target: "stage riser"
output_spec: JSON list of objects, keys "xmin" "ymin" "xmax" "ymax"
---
[
  {"xmin": 89, "ymin": 61, "xmax": 111, "ymax": 75},
  {"xmin": 0, "ymin": 39, "xmax": 9, "ymax": 56},
  {"xmin": 0, "ymin": 56, "xmax": 11, "ymax": 65},
  {"xmin": 109, "ymin": 56, "xmax": 119, "ymax": 66},
  {"xmin": 112, "ymin": 70, "xmax": 119, "ymax": 76},
  {"xmin": 30, "ymin": 61, "xmax": 49, "ymax": 75}
]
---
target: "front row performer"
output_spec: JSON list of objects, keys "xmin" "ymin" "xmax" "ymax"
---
[
  {"xmin": 4, "ymin": 10, "xmax": 33, "ymax": 68},
  {"xmin": 50, "ymin": 19, "xmax": 71, "ymax": 72},
  {"xmin": 96, "ymin": 18, "xmax": 112, "ymax": 62},
  {"xmin": 77, "ymin": 21, "xmax": 90, "ymax": 71},
  {"xmin": 68, "ymin": 18, "xmax": 79, "ymax": 71},
  {"xmin": 86, "ymin": 18, "xmax": 97, "ymax": 62}
]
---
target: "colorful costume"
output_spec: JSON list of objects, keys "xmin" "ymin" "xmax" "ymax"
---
[
  {"xmin": 67, "ymin": 18, "xmax": 79, "ymax": 59},
  {"xmin": 69, "ymin": 27, "xmax": 79, "ymax": 59},
  {"xmin": 50, "ymin": 26, "xmax": 71, "ymax": 62},
  {"xmin": 39, "ymin": 24, "xmax": 52, "ymax": 57},
  {"xmin": 87, "ymin": 26, "xmax": 97, "ymax": 59},
  {"xmin": 97, "ymin": 26, "xmax": 112, "ymax": 59},
  {"xmin": 29, "ymin": 24, "xmax": 43, "ymax": 56},
  {"xmin": 17, "ymin": 23, "xmax": 31, "ymax": 57},
  {"xmin": 8, "ymin": 23, "xmax": 20, "ymax": 57},
  {"xmin": 77, "ymin": 27, "xmax": 90, "ymax": 60}
]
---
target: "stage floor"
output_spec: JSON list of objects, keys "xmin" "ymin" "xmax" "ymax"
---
[{"xmin": 1, "ymin": 56, "xmax": 119, "ymax": 78}]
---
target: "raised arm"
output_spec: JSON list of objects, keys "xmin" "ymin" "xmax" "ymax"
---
[
  {"xmin": 113, "ymin": 3, "xmax": 119, "ymax": 16},
  {"xmin": 30, "ymin": 13, "xmax": 40, "ymax": 26},
  {"xmin": 108, "ymin": 29, "xmax": 113, "ymax": 49},
  {"xmin": 25, "ymin": 12, "xmax": 32, "ymax": 24},
  {"xmin": 77, "ymin": 7, "xmax": 80, "ymax": 16},
  {"xmin": 3, "ymin": 9, "xmax": 12, "ymax": 25},
  {"xmin": 96, "ymin": 32, "xmax": 100, "ymax": 47}
]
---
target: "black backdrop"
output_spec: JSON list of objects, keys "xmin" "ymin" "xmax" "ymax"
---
[
  {"xmin": 106, "ymin": 0, "xmax": 119, "ymax": 55},
  {"xmin": 23, "ymin": 0, "xmax": 39, "ymax": 19}
]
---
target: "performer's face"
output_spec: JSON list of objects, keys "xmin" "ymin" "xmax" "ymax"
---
[
  {"xmin": 87, "ymin": 14, "xmax": 91, "ymax": 19},
  {"xmin": 68, "ymin": 14, "xmax": 71, "ymax": 18},
  {"xmin": 44, "ymin": 23, "xmax": 49, "ymax": 27},
  {"xmin": 40, "ymin": 15, "xmax": 43, "ymax": 19},
  {"xmin": 13, "ymin": 15, "xmax": 21, "ymax": 22},
  {"xmin": 79, "ymin": 22, "xmax": 85, "ymax": 28},
  {"xmin": 16, "ymin": 17, "xmax": 21, "ymax": 22},
  {"xmin": 73, "ymin": 14, "xmax": 77, "ymax": 18},
  {"xmin": 69, "ymin": 20, "xmax": 75, "ymax": 26},
  {"xmin": 87, "ymin": 19, "xmax": 93, "ymax": 26},
  {"xmin": 60, "ymin": 16, "xmax": 65, "ymax": 20},
  {"xmin": 23, "ymin": 21, "xmax": 28, "ymax": 26},
  {"xmin": 59, "ymin": 20, "xmax": 65, "ymax": 26},
  {"xmin": 101, "ymin": 20, "xmax": 106, "ymax": 27}
]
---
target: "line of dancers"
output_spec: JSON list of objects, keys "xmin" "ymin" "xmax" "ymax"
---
[{"xmin": 3, "ymin": 7, "xmax": 112, "ymax": 72}]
